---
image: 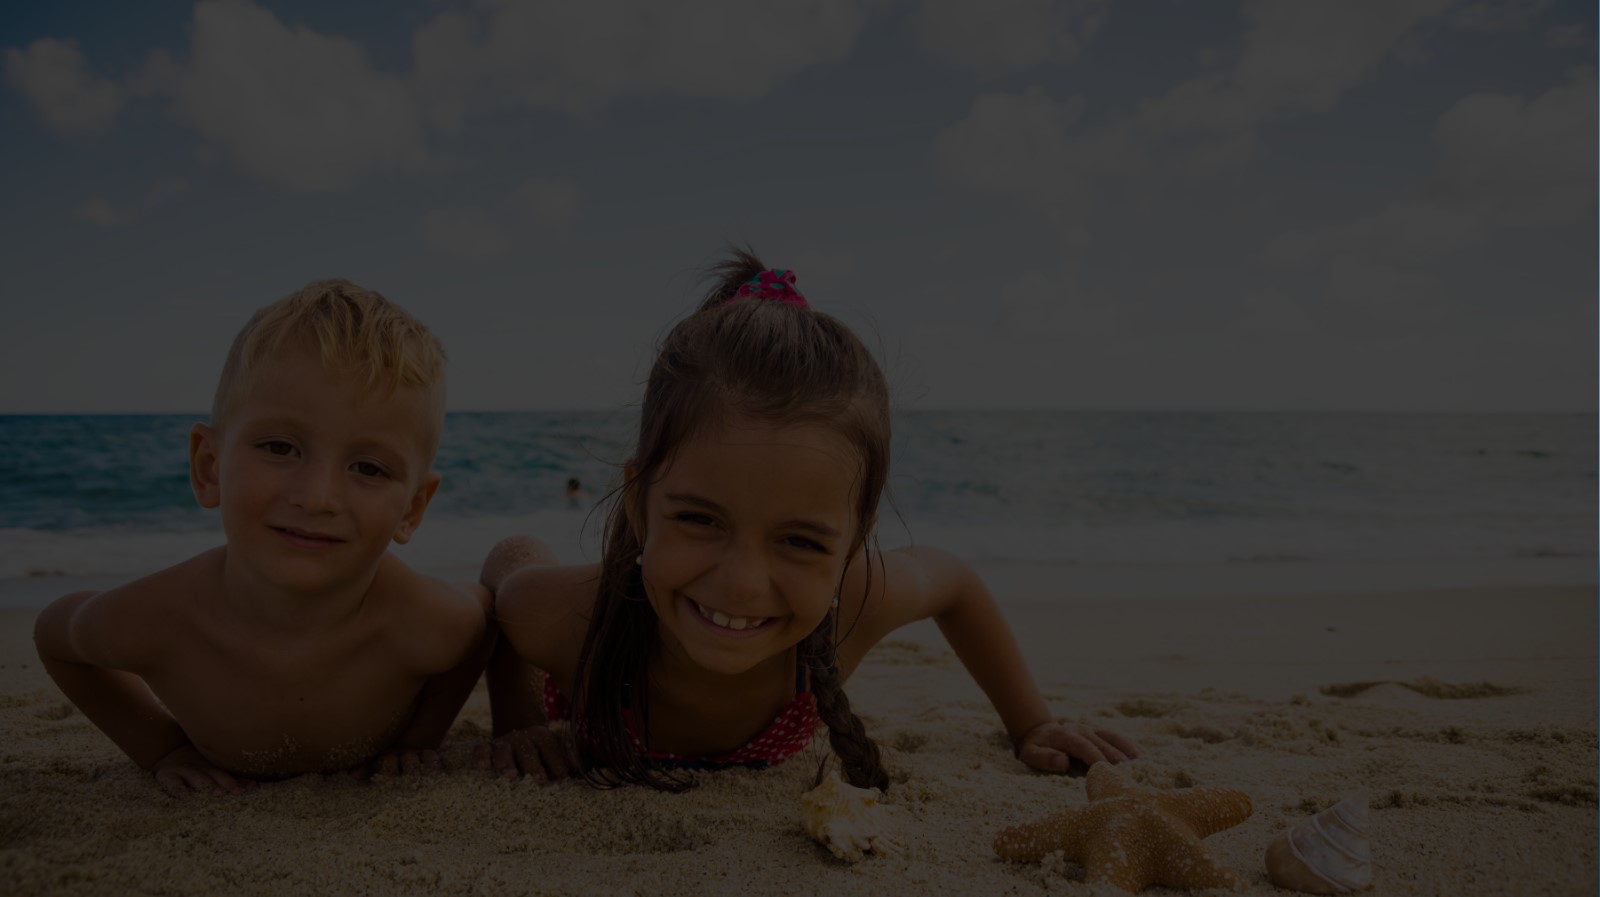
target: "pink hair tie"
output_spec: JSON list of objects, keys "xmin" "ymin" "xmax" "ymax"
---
[{"xmin": 731, "ymin": 268, "xmax": 808, "ymax": 308}]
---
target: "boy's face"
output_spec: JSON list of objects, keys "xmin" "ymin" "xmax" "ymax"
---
[{"xmin": 188, "ymin": 351, "xmax": 442, "ymax": 596}]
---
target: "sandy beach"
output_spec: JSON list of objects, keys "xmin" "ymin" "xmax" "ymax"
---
[{"xmin": 1, "ymin": 560, "xmax": 1594, "ymax": 896}]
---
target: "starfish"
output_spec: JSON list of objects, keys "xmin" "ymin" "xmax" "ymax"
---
[{"xmin": 993, "ymin": 762, "xmax": 1253, "ymax": 892}]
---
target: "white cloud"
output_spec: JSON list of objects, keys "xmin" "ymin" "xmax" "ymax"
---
[
  {"xmin": 73, "ymin": 177, "xmax": 194, "ymax": 229},
  {"xmin": 1266, "ymin": 66, "xmax": 1597, "ymax": 271},
  {"xmin": 934, "ymin": 89, "xmax": 1095, "ymax": 201},
  {"xmin": 913, "ymin": 0, "xmax": 1107, "ymax": 75},
  {"xmin": 1431, "ymin": 67, "xmax": 1597, "ymax": 227},
  {"xmin": 935, "ymin": 0, "xmax": 1463, "ymax": 231},
  {"xmin": 1264, "ymin": 200, "xmax": 1490, "ymax": 269},
  {"xmin": 160, "ymin": 0, "xmax": 428, "ymax": 191},
  {"xmin": 1159, "ymin": 0, "xmax": 1459, "ymax": 132},
  {"xmin": 515, "ymin": 178, "xmax": 582, "ymax": 230},
  {"xmin": 419, "ymin": 208, "xmax": 511, "ymax": 260},
  {"xmin": 421, "ymin": 175, "xmax": 584, "ymax": 259},
  {"xmin": 414, "ymin": 0, "xmax": 871, "ymax": 129},
  {"xmin": 76, "ymin": 199, "xmax": 124, "ymax": 228},
  {"xmin": 144, "ymin": 177, "xmax": 191, "ymax": 208},
  {"xmin": 1446, "ymin": 0, "xmax": 1553, "ymax": 31},
  {"xmin": 1546, "ymin": 22, "xmax": 1593, "ymax": 48},
  {"xmin": 3, "ymin": 38, "xmax": 123, "ymax": 135}
]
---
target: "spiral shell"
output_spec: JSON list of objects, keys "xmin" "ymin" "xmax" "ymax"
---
[{"xmin": 1265, "ymin": 791, "xmax": 1373, "ymax": 893}]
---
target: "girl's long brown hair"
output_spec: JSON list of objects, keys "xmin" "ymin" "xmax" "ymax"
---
[{"xmin": 571, "ymin": 247, "xmax": 891, "ymax": 792}]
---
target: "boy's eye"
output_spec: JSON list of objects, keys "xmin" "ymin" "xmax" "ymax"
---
[
  {"xmin": 259, "ymin": 440, "xmax": 295, "ymax": 456},
  {"xmin": 353, "ymin": 461, "xmax": 390, "ymax": 479}
]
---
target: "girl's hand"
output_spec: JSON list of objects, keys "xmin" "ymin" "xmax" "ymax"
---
[
  {"xmin": 350, "ymin": 746, "xmax": 445, "ymax": 779},
  {"xmin": 472, "ymin": 725, "xmax": 576, "ymax": 783},
  {"xmin": 1015, "ymin": 722, "xmax": 1143, "ymax": 773},
  {"xmin": 152, "ymin": 743, "xmax": 256, "ymax": 798}
]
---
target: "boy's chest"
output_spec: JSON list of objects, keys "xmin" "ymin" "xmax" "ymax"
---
[{"xmin": 146, "ymin": 640, "xmax": 425, "ymax": 777}]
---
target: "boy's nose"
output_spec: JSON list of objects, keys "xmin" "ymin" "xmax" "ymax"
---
[{"xmin": 289, "ymin": 461, "xmax": 342, "ymax": 513}]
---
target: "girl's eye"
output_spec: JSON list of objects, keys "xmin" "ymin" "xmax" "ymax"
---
[
  {"xmin": 783, "ymin": 536, "xmax": 827, "ymax": 553},
  {"xmin": 353, "ymin": 461, "xmax": 390, "ymax": 479},
  {"xmin": 673, "ymin": 512, "xmax": 716, "ymax": 527}
]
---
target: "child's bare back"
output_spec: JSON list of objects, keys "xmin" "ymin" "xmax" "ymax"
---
[{"xmin": 39, "ymin": 549, "xmax": 485, "ymax": 780}]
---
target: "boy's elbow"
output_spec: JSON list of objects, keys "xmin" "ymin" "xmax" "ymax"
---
[{"xmin": 33, "ymin": 590, "xmax": 98, "ymax": 662}]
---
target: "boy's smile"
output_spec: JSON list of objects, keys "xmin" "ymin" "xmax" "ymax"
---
[
  {"xmin": 270, "ymin": 525, "xmax": 346, "ymax": 549},
  {"xmin": 634, "ymin": 415, "xmax": 862, "ymax": 675},
  {"xmin": 189, "ymin": 350, "xmax": 441, "ymax": 602}
]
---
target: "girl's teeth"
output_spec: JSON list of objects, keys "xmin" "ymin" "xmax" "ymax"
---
[{"xmin": 699, "ymin": 603, "xmax": 764, "ymax": 631}]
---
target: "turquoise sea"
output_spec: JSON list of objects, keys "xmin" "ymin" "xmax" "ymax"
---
[{"xmin": 0, "ymin": 411, "xmax": 1592, "ymax": 584}]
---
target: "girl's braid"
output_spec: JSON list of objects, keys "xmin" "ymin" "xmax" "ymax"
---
[{"xmin": 800, "ymin": 624, "xmax": 889, "ymax": 791}]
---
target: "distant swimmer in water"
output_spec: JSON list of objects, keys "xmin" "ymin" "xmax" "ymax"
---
[{"xmin": 565, "ymin": 477, "xmax": 584, "ymax": 508}]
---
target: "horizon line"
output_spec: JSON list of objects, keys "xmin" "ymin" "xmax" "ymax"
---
[{"xmin": 0, "ymin": 406, "xmax": 1592, "ymax": 417}]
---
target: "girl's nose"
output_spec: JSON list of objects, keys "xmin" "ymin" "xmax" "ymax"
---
[{"xmin": 717, "ymin": 542, "xmax": 769, "ymax": 603}]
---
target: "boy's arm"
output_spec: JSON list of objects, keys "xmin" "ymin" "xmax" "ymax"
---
[
  {"xmin": 34, "ymin": 590, "xmax": 249, "ymax": 795},
  {"xmin": 862, "ymin": 548, "xmax": 1143, "ymax": 771},
  {"xmin": 377, "ymin": 583, "xmax": 496, "ymax": 772}
]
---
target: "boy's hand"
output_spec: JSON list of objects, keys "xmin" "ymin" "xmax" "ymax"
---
[
  {"xmin": 353, "ymin": 747, "xmax": 445, "ymax": 780},
  {"xmin": 1015, "ymin": 722, "xmax": 1143, "ymax": 774},
  {"xmin": 152, "ymin": 744, "xmax": 255, "ymax": 798},
  {"xmin": 472, "ymin": 726, "xmax": 575, "ymax": 783}
]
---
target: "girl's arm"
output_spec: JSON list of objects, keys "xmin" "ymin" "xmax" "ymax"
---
[
  {"xmin": 850, "ymin": 546, "xmax": 1143, "ymax": 772},
  {"xmin": 472, "ymin": 536, "xmax": 580, "ymax": 781}
]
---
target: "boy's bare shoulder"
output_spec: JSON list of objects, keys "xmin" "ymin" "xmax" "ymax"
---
[
  {"xmin": 369, "ymin": 554, "xmax": 488, "ymax": 673},
  {"xmin": 47, "ymin": 547, "xmax": 227, "ymax": 671}
]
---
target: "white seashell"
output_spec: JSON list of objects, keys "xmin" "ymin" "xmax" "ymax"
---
[
  {"xmin": 1265, "ymin": 791, "xmax": 1373, "ymax": 893},
  {"xmin": 801, "ymin": 770, "xmax": 898, "ymax": 862}
]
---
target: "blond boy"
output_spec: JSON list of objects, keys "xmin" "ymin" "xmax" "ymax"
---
[{"xmin": 34, "ymin": 280, "xmax": 490, "ymax": 797}]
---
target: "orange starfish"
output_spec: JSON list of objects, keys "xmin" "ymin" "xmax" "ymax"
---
[{"xmin": 994, "ymin": 762, "xmax": 1253, "ymax": 892}]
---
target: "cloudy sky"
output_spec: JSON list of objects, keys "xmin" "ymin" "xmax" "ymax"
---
[{"xmin": 3, "ymin": 0, "xmax": 1594, "ymax": 413}]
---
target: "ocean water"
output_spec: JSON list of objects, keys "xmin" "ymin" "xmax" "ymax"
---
[{"xmin": 0, "ymin": 411, "xmax": 1592, "ymax": 584}]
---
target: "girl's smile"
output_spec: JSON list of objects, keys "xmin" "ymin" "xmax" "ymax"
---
[
  {"xmin": 633, "ymin": 414, "xmax": 861, "ymax": 675},
  {"xmin": 685, "ymin": 595, "xmax": 777, "ymax": 637}
]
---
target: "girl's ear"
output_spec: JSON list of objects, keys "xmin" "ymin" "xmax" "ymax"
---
[{"xmin": 189, "ymin": 423, "xmax": 221, "ymax": 508}]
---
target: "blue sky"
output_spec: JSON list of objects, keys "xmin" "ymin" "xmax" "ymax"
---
[{"xmin": 2, "ymin": 0, "xmax": 1594, "ymax": 412}]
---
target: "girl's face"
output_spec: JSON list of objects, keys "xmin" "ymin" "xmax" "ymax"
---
[{"xmin": 632, "ymin": 415, "xmax": 862, "ymax": 677}]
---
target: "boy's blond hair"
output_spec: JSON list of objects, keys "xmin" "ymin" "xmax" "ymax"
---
[{"xmin": 211, "ymin": 279, "xmax": 447, "ymax": 452}]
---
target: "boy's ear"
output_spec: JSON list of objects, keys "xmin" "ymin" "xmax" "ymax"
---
[
  {"xmin": 189, "ymin": 423, "xmax": 221, "ymax": 509},
  {"xmin": 393, "ymin": 470, "xmax": 441, "ymax": 545}
]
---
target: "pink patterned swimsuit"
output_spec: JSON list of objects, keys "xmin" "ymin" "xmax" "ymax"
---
[{"xmin": 543, "ymin": 662, "xmax": 821, "ymax": 770}]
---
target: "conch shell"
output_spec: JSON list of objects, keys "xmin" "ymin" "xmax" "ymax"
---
[
  {"xmin": 1265, "ymin": 792, "xmax": 1373, "ymax": 893},
  {"xmin": 801, "ymin": 770, "xmax": 897, "ymax": 861}
]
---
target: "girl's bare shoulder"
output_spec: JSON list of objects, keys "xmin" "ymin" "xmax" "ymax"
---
[
  {"xmin": 495, "ymin": 563, "xmax": 601, "ymax": 665},
  {"xmin": 838, "ymin": 546, "xmax": 975, "ymax": 649}
]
